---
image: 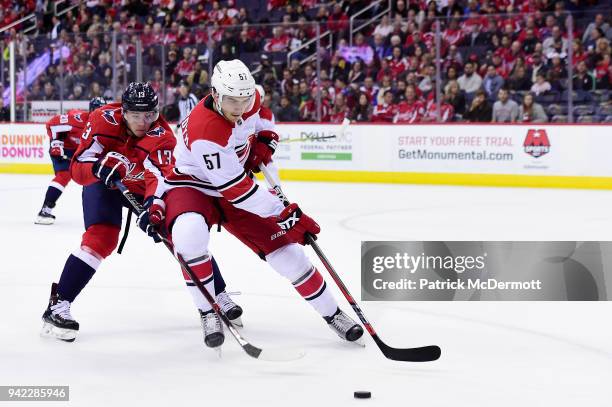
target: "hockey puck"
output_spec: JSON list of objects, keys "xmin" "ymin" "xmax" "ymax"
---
[{"xmin": 354, "ymin": 391, "xmax": 371, "ymax": 399}]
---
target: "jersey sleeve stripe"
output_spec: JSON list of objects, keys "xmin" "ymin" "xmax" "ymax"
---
[
  {"xmin": 75, "ymin": 136, "xmax": 104, "ymax": 163},
  {"xmin": 217, "ymin": 171, "xmax": 247, "ymax": 191},
  {"xmin": 229, "ymin": 183, "xmax": 259, "ymax": 204},
  {"xmin": 49, "ymin": 124, "xmax": 73, "ymax": 139},
  {"xmin": 220, "ymin": 174, "xmax": 256, "ymax": 202},
  {"xmin": 164, "ymin": 179, "xmax": 218, "ymax": 190}
]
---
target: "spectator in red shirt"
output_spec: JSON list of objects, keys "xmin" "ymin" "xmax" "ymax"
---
[
  {"xmin": 506, "ymin": 41, "xmax": 524, "ymax": 71},
  {"xmin": 423, "ymin": 95, "xmax": 455, "ymax": 122},
  {"xmin": 174, "ymin": 47, "xmax": 195, "ymax": 78},
  {"xmin": 264, "ymin": 26, "xmax": 290, "ymax": 52},
  {"xmin": 209, "ymin": 1, "xmax": 226, "ymax": 23},
  {"xmin": 376, "ymin": 58, "xmax": 393, "ymax": 82},
  {"xmin": 372, "ymin": 90, "xmax": 397, "ymax": 123},
  {"xmin": 571, "ymin": 39, "xmax": 588, "ymax": 68},
  {"xmin": 141, "ymin": 24, "xmax": 155, "ymax": 48},
  {"xmin": 327, "ymin": 3, "xmax": 349, "ymax": 34},
  {"xmin": 300, "ymin": 87, "xmax": 331, "ymax": 122},
  {"xmin": 595, "ymin": 53, "xmax": 611, "ymax": 84},
  {"xmin": 389, "ymin": 46, "xmax": 409, "ymax": 79},
  {"xmin": 394, "ymin": 85, "xmax": 425, "ymax": 123},
  {"xmin": 405, "ymin": 31, "xmax": 427, "ymax": 57},
  {"xmin": 163, "ymin": 21, "xmax": 179, "ymax": 44},
  {"xmin": 443, "ymin": 19, "xmax": 464, "ymax": 47},
  {"xmin": 193, "ymin": 23, "xmax": 208, "ymax": 44},
  {"xmin": 329, "ymin": 94, "xmax": 350, "ymax": 123},
  {"xmin": 177, "ymin": 25, "xmax": 193, "ymax": 46},
  {"xmin": 360, "ymin": 76, "xmax": 379, "ymax": 104},
  {"xmin": 463, "ymin": 11, "xmax": 488, "ymax": 36}
]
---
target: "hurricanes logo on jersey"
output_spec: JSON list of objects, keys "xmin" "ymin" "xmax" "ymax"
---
[
  {"xmin": 73, "ymin": 113, "xmax": 83, "ymax": 122},
  {"xmin": 523, "ymin": 129, "xmax": 550, "ymax": 158},
  {"xmin": 102, "ymin": 109, "xmax": 119, "ymax": 125},
  {"xmin": 146, "ymin": 126, "xmax": 165, "ymax": 138}
]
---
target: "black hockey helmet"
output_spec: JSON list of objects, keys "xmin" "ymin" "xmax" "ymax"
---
[
  {"xmin": 89, "ymin": 96, "xmax": 108, "ymax": 112},
  {"xmin": 121, "ymin": 82, "xmax": 158, "ymax": 112}
]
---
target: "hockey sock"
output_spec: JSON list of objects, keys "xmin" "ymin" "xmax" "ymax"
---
[
  {"xmin": 56, "ymin": 248, "xmax": 101, "ymax": 302},
  {"xmin": 267, "ymin": 244, "xmax": 339, "ymax": 318},
  {"xmin": 292, "ymin": 267, "xmax": 338, "ymax": 318},
  {"xmin": 43, "ymin": 185, "xmax": 63, "ymax": 208},
  {"xmin": 183, "ymin": 254, "xmax": 215, "ymax": 313}
]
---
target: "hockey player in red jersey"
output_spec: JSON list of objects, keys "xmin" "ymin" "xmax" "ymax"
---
[
  {"xmin": 35, "ymin": 97, "xmax": 107, "ymax": 225},
  {"xmin": 143, "ymin": 60, "xmax": 364, "ymax": 349},
  {"xmin": 41, "ymin": 83, "xmax": 242, "ymax": 342}
]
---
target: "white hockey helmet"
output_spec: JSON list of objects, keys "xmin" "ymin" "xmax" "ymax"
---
[{"xmin": 211, "ymin": 59, "xmax": 256, "ymax": 112}]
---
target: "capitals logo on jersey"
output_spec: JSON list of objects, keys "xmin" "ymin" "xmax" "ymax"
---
[
  {"xmin": 523, "ymin": 129, "xmax": 550, "ymax": 158},
  {"xmin": 125, "ymin": 162, "xmax": 145, "ymax": 181},
  {"xmin": 147, "ymin": 126, "xmax": 166, "ymax": 138},
  {"xmin": 102, "ymin": 109, "xmax": 119, "ymax": 126}
]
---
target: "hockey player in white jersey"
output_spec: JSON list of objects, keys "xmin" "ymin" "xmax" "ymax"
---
[{"xmin": 136, "ymin": 59, "xmax": 364, "ymax": 349}]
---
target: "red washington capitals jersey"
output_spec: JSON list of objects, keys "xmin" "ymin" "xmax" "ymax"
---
[
  {"xmin": 45, "ymin": 110, "xmax": 89, "ymax": 151},
  {"xmin": 71, "ymin": 102, "xmax": 176, "ymax": 198}
]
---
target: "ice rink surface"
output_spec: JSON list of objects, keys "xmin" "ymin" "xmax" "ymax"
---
[{"xmin": 1, "ymin": 173, "xmax": 611, "ymax": 406}]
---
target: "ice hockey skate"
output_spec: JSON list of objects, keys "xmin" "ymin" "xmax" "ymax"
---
[
  {"xmin": 199, "ymin": 309, "xmax": 225, "ymax": 351},
  {"xmin": 40, "ymin": 283, "xmax": 79, "ymax": 342},
  {"xmin": 35, "ymin": 205, "xmax": 56, "ymax": 225},
  {"xmin": 216, "ymin": 290, "xmax": 243, "ymax": 327},
  {"xmin": 324, "ymin": 308, "xmax": 364, "ymax": 345}
]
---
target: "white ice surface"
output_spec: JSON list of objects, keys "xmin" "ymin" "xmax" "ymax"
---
[{"xmin": 1, "ymin": 174, "xmax": 611, "ymax": 406}]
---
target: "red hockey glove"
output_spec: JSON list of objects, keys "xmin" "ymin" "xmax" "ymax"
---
[
  {"xmin": 136, "ymin": 197, "xmax": 165, "ymax": 243},
  {"xmin": 50, "ymin": 140, "xmax": 65, "ymax": 158},
  {"xmin": 276, "ymin": 203, "xmax": 320, "ymax": 245},
  {"xmin": 92, "ymin": 151, "xmax": 130, "ymax": 188},
  {"xmin": 244, "ymin": 130, "xmax": 279, "ymax": 173}
]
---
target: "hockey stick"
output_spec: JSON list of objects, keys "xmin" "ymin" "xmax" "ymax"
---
[
  {"xmin": 114, "ymin": 181, "xmax": 305, "ymax": 362},
  {"xmin": 259, "ymin": 164, "xmax": 441, "ymax": 362}
]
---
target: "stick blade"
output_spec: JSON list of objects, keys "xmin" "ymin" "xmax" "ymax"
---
[
  {"xmin": 382, "ymin": 344, "xmax": 441, "ymax": 362},
  {"xmin": 243, "ymin": 343, "xmax": 306, "ymax": 362},
  {"xmin": 373, "ymin": 336, "xmax": 441, "ymax": 362}
]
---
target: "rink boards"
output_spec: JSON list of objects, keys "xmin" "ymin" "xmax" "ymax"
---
[{"xmin": 1, "ymin": 122, "xmax": 611, "ymax": 189}]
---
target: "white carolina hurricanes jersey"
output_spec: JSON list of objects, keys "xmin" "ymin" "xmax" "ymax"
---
[{"xmin": 166, "ymin": 93, "xmax": 284, "ymax": 218}]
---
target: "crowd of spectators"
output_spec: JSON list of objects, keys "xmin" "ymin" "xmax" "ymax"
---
[{"xmin": 1, "ymin": 0, "xmax": 611, "ymax": 123}]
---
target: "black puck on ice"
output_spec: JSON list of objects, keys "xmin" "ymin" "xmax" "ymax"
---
[{"xmin": 354, "ymin": 391, "xmax": 371, "ymax": 399}]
